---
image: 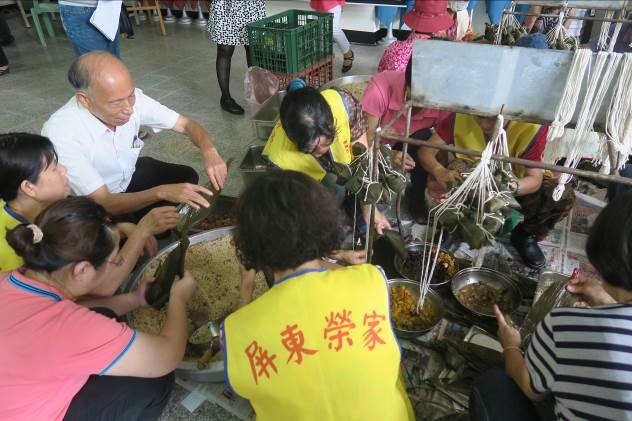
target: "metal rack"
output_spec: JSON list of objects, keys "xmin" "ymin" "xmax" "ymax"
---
[{"xmin": 364, "ymin": 38, "xmax": 632, "ymax": 261}]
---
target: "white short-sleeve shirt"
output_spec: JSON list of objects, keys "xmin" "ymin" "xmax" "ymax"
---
[{"xmin": 42, "ymin": 88, "xmax": 180, "ymax": 195}]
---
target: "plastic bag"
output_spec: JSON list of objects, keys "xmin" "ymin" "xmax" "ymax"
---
[{"xmin": 243, "ymin": 66, "xmax": 280, "ymax": 115}]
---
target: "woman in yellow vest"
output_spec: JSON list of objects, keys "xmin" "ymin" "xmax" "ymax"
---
[
  {"xmin": 0, "ymin": 132, "xmax": 179, "ymax": 294},
  {"xmin": 263, "ymin": 79, "xmax": 392, "ymax": 235},
  {"xmin": 223, "ymin": 170, "xmax": 414, "ymax": 421},
  {"xmin": 419, "ymin": 113, "xmax": 575, "ymax": 269}
]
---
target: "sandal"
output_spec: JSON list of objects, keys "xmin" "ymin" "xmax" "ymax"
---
[
  {"xmin": 342, "ymin": 50, "xmax": 354, "ymax": 73},
  {"xmin": 0, "ymin": 66, "xmax": 9, "ymax": 77}
]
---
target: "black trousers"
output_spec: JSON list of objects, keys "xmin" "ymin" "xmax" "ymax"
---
[
  {"xmin": 0, "ymin": 16, "xmax": 9, "ymax": 67},
  {"xmin": 124, "ymin": 156, "xmax": 199, "ymax": 222},
  {"xmin": 469, "ymin": 369, "xmax": 541, "ymax": 421},
  {"xmin": 394, "ymin": 128, "xmax": 432, "ymax": 216},
  {"xmin": 64, "ymin": 308, "xmax": 174, "ymax": 421}
]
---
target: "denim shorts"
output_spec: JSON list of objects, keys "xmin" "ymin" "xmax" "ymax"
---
[{"xmin": 59, "ymin": 4, "xmax": 120, "ymax": 57}]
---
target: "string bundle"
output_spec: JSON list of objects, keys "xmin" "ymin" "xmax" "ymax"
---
[
  {"xmin": 417, "ymin": 116, "xmax": 511, "ymax": 309},
  {"xmin": 552, "ymin": 52, "xmax": 622, "ymax": 201}
]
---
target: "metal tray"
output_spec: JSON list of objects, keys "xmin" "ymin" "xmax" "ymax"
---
[
  {"xmin": 451, "ymin": 267, "xmax": 522, "ymax": 318},
  {"xmin": 240, "ymin": 144, "xmax": 273, "ymax": 186},
  {"xmin": 252, "ymin": 90, "xmax": 285, "ymax": 141}
]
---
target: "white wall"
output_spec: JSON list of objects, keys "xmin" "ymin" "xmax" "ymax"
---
[{"xmin": 265, "ymin": 1, "xmax": 381, "ymax": 33}]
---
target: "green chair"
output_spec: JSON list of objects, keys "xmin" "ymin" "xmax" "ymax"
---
[{"xmin": 30, "ymin": 0, "xmax": 60, "ymax": 48}]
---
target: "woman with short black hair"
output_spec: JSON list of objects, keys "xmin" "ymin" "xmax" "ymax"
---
[
  {"xmin": 263, "ymin": 81, "xmax": 391, "ymax": 235},
  {"xmin": 223, "ymin": 170, "xmax": 414, "ymax": 420},
  {"xmin": 470, "ymin": 190, "xmax": 632, "ymax": 420},
  {"xmin": 0, "ymin": 196, "xmax": 197, "ymax": 421}
]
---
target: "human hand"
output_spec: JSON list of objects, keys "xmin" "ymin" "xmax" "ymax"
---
[
  {"xmin": 138, "ymin": 206, "xmax": 179, "ymax": 236},
  {"xmin": 432, "ymin": 167, "xmax": 462, "ymax": 190},
  {"xmin": 203, "ymin": 148, "xmax": 228, "ymax": 191},
  {"xmin": 373, "ymin": 210, "xmax": 392, "ymax": 235},
  {"xmin": 135, "ymin": 274, "xmax": 155, "ymax": 307},
  {"xmin": 170, "ymin": 271, "xmax": 197, "ymax": 303},
  {"xmin": 330, "ymin": 249, "xmax": 366, "ymax": 265},
  {"xmin": 566, "ymin": 273, "xmax": 615, "ymax": 306},
  {"xmin": 393, "ymin": 151, "xmax": 416, "ymax": 172},
  {"xmin": 494, "ymin": 304, "xmax": 522, "ymax": 349},
  {"xmin": 156, "ymin": 183, "xmax": 213, "ymax": 209}
]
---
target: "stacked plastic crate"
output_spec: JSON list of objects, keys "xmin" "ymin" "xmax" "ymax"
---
[{"xmin": 247, "ymin": 10, "xmax": 334, "ymax": 88}]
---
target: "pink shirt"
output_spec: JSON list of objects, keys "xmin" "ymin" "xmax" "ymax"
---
[
  {"xmin": 361, "ymin": 71, "xmax": 451, "ymax": 140},
  {"xmin": 310, "ymin": 0, "xmax": 345, "ymax": 12},
  {"xmin": 0, "ymin": 272, "xmax": 136, "ymax": 421}
]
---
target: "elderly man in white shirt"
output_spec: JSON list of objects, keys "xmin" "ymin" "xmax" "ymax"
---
[{"xmin": 42, "ymin": 51, "xmax": 227, "ymax": 220}]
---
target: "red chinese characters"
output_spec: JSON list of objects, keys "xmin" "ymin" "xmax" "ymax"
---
[
  {"xmin": 323, "ymin": 309, "xmax": 356, "ymax": 351},
  {"xmin": 245, "ymin": 340, "xmax": 278, "ymax": 385},
  {"xmin": 280, "ymin": 324, "xmax": 318, "ymax": 365},
  {"xmin": 362, "ymin": 310, "xmax": 386, "ymax": 350}
]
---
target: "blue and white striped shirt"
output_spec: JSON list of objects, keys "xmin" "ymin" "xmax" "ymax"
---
[{"xmin": 526, "ymin": 305, "xmax": 632, "ymax": 420}]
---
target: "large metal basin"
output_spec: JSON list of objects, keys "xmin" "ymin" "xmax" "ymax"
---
[
  {"xmin": 125, "ymin": 228, "xmax": 234, "ymax": 383},
  {"xmin": 321, "ymin": 74, "xmax": 372, "ymax": 90}
]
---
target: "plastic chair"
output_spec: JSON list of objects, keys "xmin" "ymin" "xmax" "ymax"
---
[{"xmin": 30, "ymin": 0, "xmax": 59, "ymax": 48}]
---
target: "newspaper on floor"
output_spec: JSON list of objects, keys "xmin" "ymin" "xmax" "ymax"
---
[{"xmin": 176, "ymin": 378, "xmax": 255, "ymax": 420}]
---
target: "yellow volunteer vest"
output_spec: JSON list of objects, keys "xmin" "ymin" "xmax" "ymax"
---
[
  {"xmin": 0, "ymin": 201, "xmax": 25, "ymax": 272},
  {"xmin": 453, "ymin": 114, "xmax": 545, "ymax": 178},
  {"xmin": 262, "ymin": 89, "xmax": 353, "ymax": 181},
  {"xmin": 223, "ymin": 264, "xmax": 414, "ymax": 421}
]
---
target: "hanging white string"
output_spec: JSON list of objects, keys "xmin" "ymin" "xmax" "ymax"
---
[
  {"xmin": 607, "ymin": 9, "xmax": 626, "ymax": 52},
  {"xmin": 417, "ymin": 116, "xmax": 509, "ymax": 310},
  {"xmin": 603, "ymin": 53, "xmax": 632, "ymax": 171},
  {"xmin": 552, "ymin": 52, "xmax": 623, "ymax": 201},
  {"xmin": 546, "ymin": 8, "xmax": 567, "ymax": 47},
  {"xmin": 598, "ymin": 10, "xmax": 615, "ymax": 51},
  {"xmin": 495, "ymin": 1, "xmax": 520, "ymax": 45},
  {"xmin": 546, "ymin": 49, "xmax": 591, "ymax": 149}
]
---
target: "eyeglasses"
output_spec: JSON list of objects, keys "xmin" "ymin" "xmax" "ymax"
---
[{"xmin": 107, "ymin": 255, "xmax": 125, "ymax": 267}]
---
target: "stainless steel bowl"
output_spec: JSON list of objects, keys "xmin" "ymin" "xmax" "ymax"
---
[
  {"xmin": 388, "ymin": 279, "xmax": 444, "ymax": 338},
  {"xmin": 451, "ymin": 267, "xmax": 522, "ymax": 318},
  {"xmin": 393, "ymin": 242, "xmax": 458, "ymax": 287}
]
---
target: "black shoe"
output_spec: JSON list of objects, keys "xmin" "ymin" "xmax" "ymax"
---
[
  {"xmin": 220, "ymin": 97, "xmax": 245, "ymax": 115},
  {"xmin": 511, "ymin": 225, "xmax": 545, "ymax": 269},
  {"xmin": 0, "ymin": 35, "xmax": 15, "ymax": 47}
]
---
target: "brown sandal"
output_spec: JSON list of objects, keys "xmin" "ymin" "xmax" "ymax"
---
[{"xmin": 342, "ymin": 50, "xmax": 354, "ymax": 73}]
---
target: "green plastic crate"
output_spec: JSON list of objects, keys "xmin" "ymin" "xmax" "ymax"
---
[{"xmin": 247, "ymin": 9, "xmax": 333, "ymax": 74}]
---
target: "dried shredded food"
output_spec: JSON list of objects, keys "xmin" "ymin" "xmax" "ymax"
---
[
  {"xmin": 130, "ymin": 235, "xmax": 268, "ymax": 364},
  {"xmin": 402, "ymin": 248, "xmax": 457, "ymax": 284},
  {"xmin": 456, "ymin": 282, "xmax": 511, "ymax": 315},
  {"xmin": 390, "ymin": 285, "xmax": 434, "ymax": 331}
]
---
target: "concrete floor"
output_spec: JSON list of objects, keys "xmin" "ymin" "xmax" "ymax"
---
[
  {"xmin": 0, "ymin": 9, "xmax": 387, "ymax": 198},
  {"xmin": 0, "ymin": 3, "xmax": 495, "ymax": 418}
]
